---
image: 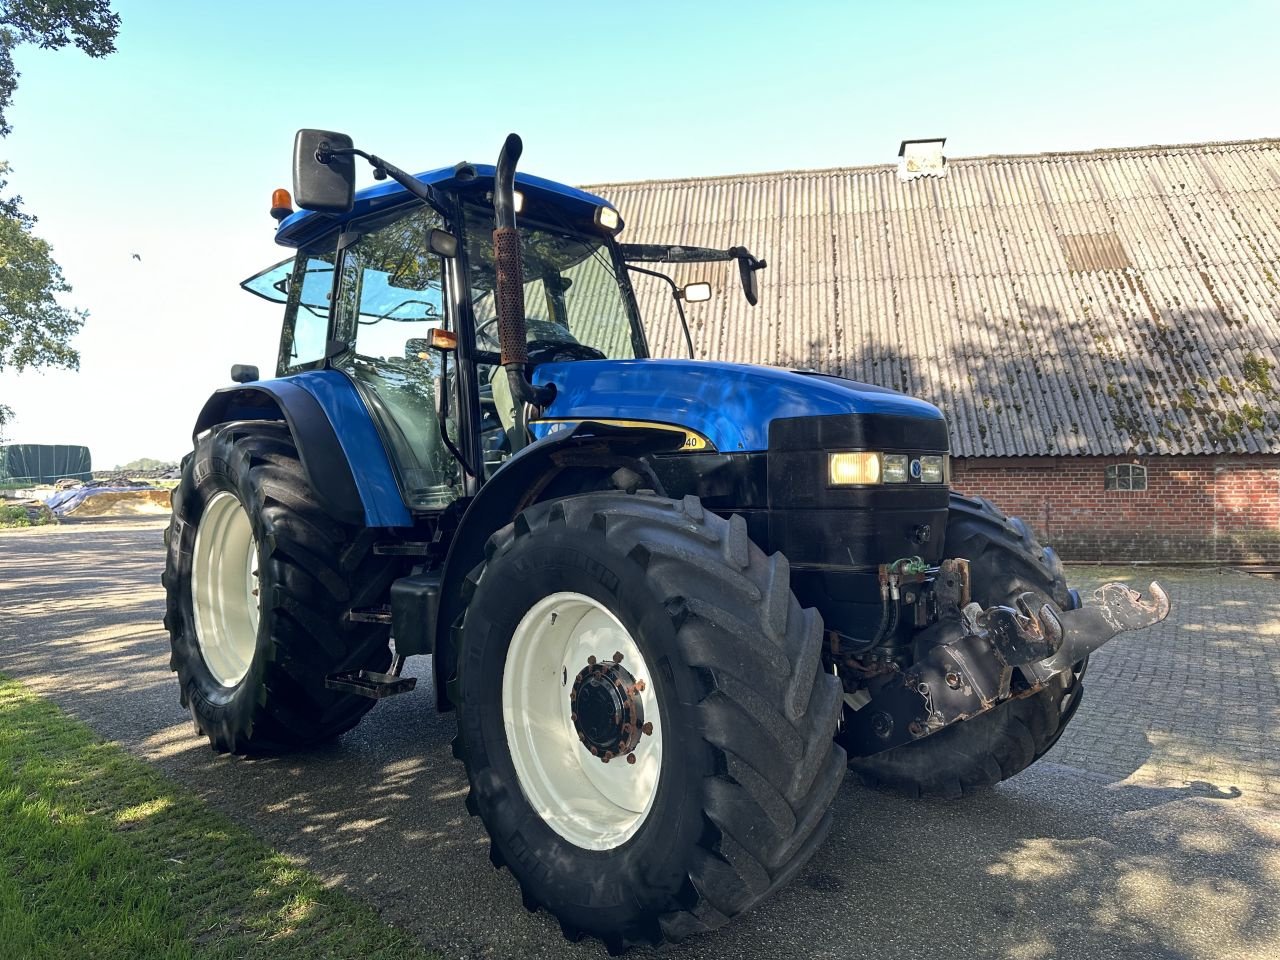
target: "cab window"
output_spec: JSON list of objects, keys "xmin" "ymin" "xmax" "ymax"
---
[{"xmin": 333, "ymin": 203, "xmax": 458, "ymax": 509}]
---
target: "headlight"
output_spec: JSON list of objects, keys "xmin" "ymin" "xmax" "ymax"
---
[
  {"xmin": 920, "ymin": 455, "xmax": 947, "ymax": 484},
  {"xmin": 828, "ymin": 452, "xmax": 881, "ymax": 485},
  {"xmin": 827, "ymin": 451, "xmax": 949, "ymax": 486},
  {"xmin": 882, "ymin": 454, "xmax": 909, "ymax": 484}
]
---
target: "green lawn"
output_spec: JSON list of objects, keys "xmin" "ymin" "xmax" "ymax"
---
[{"xmin": 0, "ymin": 675, "xmax": 438, "ymax": 960}]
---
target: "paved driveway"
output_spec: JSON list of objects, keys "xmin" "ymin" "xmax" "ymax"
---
[{"xmin": 2, "ymin": 521, "xmax": 1278, "ymax": 959}]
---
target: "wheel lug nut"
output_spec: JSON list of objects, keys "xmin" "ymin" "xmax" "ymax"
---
[
  {"xmin": 587, "ymin": 655, "xmax": 596, "ymax": 666},
  {"xmin": 626, "ymin": 753, "xmax": 637, "ymax": 765},
  {"xmin": 641, "ymin": 722, "xmax": 653, "ymax": 737},
  {"xmin": 612, "ymin": 651, "xmax": 624, "ymax": 663}
]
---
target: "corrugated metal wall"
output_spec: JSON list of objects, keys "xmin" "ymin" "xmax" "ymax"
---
[{"xmin": 589, "ymin": 140, "xmax": 1280, "ymax": 457}]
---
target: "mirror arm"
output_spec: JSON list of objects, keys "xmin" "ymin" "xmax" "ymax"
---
[
  {"xmin": 318, "ymin": 145, "xmax": 438, "ymax": 207},
  {"xmin": 729, "ymin": 246, "xmax": 768, "ymax": 273},
  {"xmin": 626, "ymin": 264, "xmax": 695, "ymax": 357}
]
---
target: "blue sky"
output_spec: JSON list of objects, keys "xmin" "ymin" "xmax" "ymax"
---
[{"xmin": 3, "ymin": 0, "xmax": 1276, "ymax": 466}]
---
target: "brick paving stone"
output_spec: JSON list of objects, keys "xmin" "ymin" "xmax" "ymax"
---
[{"xmin": 1053, "ymin": 566, "xmax": 1280, "ymax": 809}]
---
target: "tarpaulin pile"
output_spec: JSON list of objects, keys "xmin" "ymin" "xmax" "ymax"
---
[{"xmin": 44, "ymin": 478, "xmax": 171, "ymax": 518}]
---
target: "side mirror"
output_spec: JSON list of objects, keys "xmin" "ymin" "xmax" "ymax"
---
[
  {"xmin": 681, "ymin": 281, "xmax": 712, "ymax": 303},
  {"xmin": 738, "ymin": 257, "xmax": 760, "ymax": 307},
  {"xmin": 293, "ymin": 129, "xmax": 355, "ymax": 214},
  {"xmin": 230, "ymin": 364, "xmax": 259, "ymax": 384},
  {"xmin": 428, "ymin": 228, "xmax": 458, "ymax": 258}
]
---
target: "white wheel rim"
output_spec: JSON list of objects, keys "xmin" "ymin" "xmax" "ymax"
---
[
  {"xmin": 191, "ymin": 490, "xmax": 261, "ymax": 687},
  {"xmin": 502, "ymin": 591, "xmax": 663, "ymax": 851}
]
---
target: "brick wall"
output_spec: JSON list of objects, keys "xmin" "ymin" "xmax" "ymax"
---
[{"xmin": 951, "ymin": 455, "xmax": 1280, "ymax": 562}]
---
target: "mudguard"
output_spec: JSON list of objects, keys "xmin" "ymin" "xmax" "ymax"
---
[
  {"xmin": 426, "ymin": 421, "xmax": 684, "ymax": 709},
  {"xmin": 192, "ymin": 370, "xmax": 411, "ymax": 528}
]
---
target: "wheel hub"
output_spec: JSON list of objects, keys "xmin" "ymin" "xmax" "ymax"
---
[
  {"xmin": 570, "ymin": 653, "xmax": 651, "ymax": 763},
  {"xmin": 502, "ymin": 592, "xmax": 663, "ymax": 850}
]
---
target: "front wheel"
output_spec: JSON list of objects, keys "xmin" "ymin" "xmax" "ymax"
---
[{"xmin": 454, "ymin": 492, "xmax": 845, "ymax": 951}]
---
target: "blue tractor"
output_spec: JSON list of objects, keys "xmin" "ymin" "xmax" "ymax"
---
[{"xmin": 163, "ymin": 132, "xmax": 1169, "ymax": 950}]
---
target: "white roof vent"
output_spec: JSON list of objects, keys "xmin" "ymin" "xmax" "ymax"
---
[{"xmin": 898, "ymin": 138, "xmax": 947, "ymax": 180}]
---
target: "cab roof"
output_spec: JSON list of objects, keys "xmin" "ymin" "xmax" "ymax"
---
[{"xmin": 274, "ymin": 164, "xmax": 619, "ymax": 249}]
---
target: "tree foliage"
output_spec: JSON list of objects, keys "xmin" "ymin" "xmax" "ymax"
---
[
  {"xmin": 0, "ymin": 165, "xmax": 84, "ymax": 371},
  {"xmin": 0, "ymin": 163, "xmax": 86, "ymax": 431},
  {"xmin": 1, "ymin": 0, "xmax": 121, "ymax": 136},
  {"xmin": 0, "ymin": 2, "xmax": 119, "ymax": 434}
]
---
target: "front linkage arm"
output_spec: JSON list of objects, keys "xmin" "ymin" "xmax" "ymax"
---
[{"xmin": 844, "ymin": 577, "xmax": 1170, "ymax": 755}]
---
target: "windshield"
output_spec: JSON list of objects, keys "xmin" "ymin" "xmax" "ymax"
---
[{"xmin": 462, "ymin": 203, "xmax": 644, "ymax": 360}]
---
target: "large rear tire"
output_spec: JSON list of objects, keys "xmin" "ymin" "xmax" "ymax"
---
[
  {"xmin": 454, "ymin": 492, "xmax": 845, "ymax": 951},
  {"xmin": 162, "ymin": 422, "xmax": 398, "ymax": 754},
  {"xmin": 843, "ymin": 493, "xmax": 1087, "ymax": 798}
]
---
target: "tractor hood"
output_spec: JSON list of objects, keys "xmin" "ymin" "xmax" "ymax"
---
[{"xmin": 530, "ymin": 359, "xmax": 945, "ymax": 454}]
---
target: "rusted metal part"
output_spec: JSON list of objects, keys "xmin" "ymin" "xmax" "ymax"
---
[
  {"xmin": 569, "ymin": 654, "xmax": 649, "ymax": 765},
  {"xmin": 841, "ymin": 581, "xmax": 1170, "ymax": 757},
  {"xmin": 1036, "ymin": 581, "xmax": 1170, "ymax": 676},
  {"xmin": 935, "ymin": 558, "xmax": 971, "ymax": 612},
  {"xmin": 971, "ymin": 592, "xmax": 1061, "ymax": 665}
]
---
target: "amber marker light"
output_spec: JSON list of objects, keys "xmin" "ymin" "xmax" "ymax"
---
[
  {"xmin": 270, "ymin": 188, "xmax": 294, "ymax": 222},
  {"xmin": 828, "ymin": 452, "xmax": 881, "ymax": 486},
  {"xmin": 429, "ymin": 329, "xmax": 458, "ymax": 351}
]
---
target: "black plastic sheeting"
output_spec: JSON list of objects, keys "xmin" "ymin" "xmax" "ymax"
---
[{"xmin": 0, "ymin": 444, "xmax": 92, "ymax": 484}]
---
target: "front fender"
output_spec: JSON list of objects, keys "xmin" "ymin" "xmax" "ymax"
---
[
  {"xmin": 192, "ymin": 370, "xmax": 411, "ymax": 528},
  {"xmin": 426, "ymin": 421, "xmax": 684, "ymax": 709}
]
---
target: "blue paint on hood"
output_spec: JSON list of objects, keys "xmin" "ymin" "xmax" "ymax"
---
[{"xmin": 530, "ymin": 359, "xmax": 944, "ymax": 452}]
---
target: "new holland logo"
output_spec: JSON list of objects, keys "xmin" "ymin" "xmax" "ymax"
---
[{"xmin": 909, "ymin": 459, "xmax": 923, "ymax": 480}]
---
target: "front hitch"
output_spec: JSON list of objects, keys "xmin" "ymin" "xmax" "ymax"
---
[{"xmin": 842, "ymin": 581, "xmax": 1170, "ymax": 755}]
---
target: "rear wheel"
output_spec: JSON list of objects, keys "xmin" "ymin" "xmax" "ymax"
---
[
  {"xmin": 843, "ymin": 493, "xmax": 1086, "ymax": 798},
  {"xmin": 455, "ymin": 492, "xmax": 845, "ymax": 951},
  {"xmin": 162, "ymin": 422, "xmax": 398, "ymax": 753}
]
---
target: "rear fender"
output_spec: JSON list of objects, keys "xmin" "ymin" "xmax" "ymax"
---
[
  {"xmin": 428, "ymin": 421, "xmax": 682, "ymax": 709},
  {"xmin": 192, "ymin": 371, "xmax": 411, "ymax": 528}
]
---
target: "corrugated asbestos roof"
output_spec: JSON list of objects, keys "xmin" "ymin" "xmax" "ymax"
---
[{"xmin": 586, "ymin": 139, "xmax": 1280, "ymax": 457}]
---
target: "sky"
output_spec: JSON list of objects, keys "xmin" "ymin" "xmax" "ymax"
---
[{"xmin": 2, "ymin": 0, "xmax": 1276, "ymax": 467}]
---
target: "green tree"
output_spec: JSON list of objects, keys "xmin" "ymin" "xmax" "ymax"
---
[
  {"xmin": 0, "ymin": 163, "xmax": 85, "ymax": 432},
  {"xmin": 0, "ymin": 1, "xmax": 120, "ymax": 434},
  {"xmin": 2, "ymin": 1, "xmax": 121, "ymax": 137}
]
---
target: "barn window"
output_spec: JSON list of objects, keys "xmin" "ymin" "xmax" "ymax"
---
[{"xmin": 1104, "ymin": 463, "xmax": 1147, "ymax": 491}]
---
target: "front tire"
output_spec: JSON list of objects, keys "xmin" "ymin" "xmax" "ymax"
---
[
  {"xmin": 162, "ymin": 422, "xmax": 398, "ymax": 753},
  {"xmin": 844, "ymin": 493, "xmax": 1086, "ymax": 798},
  {"xmin": 455, "ymin": 492, "xmax": 845, "ymax": 951}
]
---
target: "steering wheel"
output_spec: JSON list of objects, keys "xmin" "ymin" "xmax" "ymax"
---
[
  {"xmin": 526, "ymin": 339, "xmax": 606, "ymax": 363},
  {"xmin": 473, "ymin": 316, "xmax": 605, "ymax": 363},
  {"xmin": 475, "ymin": 315, "xmax": 501, "ymax": 348}
]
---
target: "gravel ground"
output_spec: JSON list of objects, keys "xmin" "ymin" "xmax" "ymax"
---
[{"xmin": 2, "ymin": 520, "xmax": 1278, "ymax": 960}]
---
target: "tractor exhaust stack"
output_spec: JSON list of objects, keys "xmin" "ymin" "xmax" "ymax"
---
[{"xmin": 492, "ymin": 133, "xmax": 554, "ymax": 447}]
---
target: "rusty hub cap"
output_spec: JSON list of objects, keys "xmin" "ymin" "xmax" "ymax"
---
[{"xmin": 570, "ymin": 652, "xmax": 651, "ymax": 763}]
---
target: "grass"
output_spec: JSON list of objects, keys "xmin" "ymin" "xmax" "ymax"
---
[
  {"xmin": 0, "ymin": 674, "xmax": 439, "ymax": 960},
  {"xmin": 0, "ymin": 504, "xmax": 52, "ymax": 528}
]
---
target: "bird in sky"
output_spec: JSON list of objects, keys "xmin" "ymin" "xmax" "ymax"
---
[{"xmin": 131, "ymin": 253, "xmax": 142, "ymax": 261}]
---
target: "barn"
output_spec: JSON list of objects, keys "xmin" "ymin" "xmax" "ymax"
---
[{"xmin": 589, "ymin": 138, "xmax": 1280, "ymax": 563}]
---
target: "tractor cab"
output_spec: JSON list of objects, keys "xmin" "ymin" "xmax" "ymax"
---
[{"xmin": 242, "ymin": 171, "xmax": 647, "ymax": 508}]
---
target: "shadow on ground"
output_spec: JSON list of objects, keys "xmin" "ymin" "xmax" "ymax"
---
[{"xmin": 1, "ymin": 523, "xmax": 1277, "ymax": 959}]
